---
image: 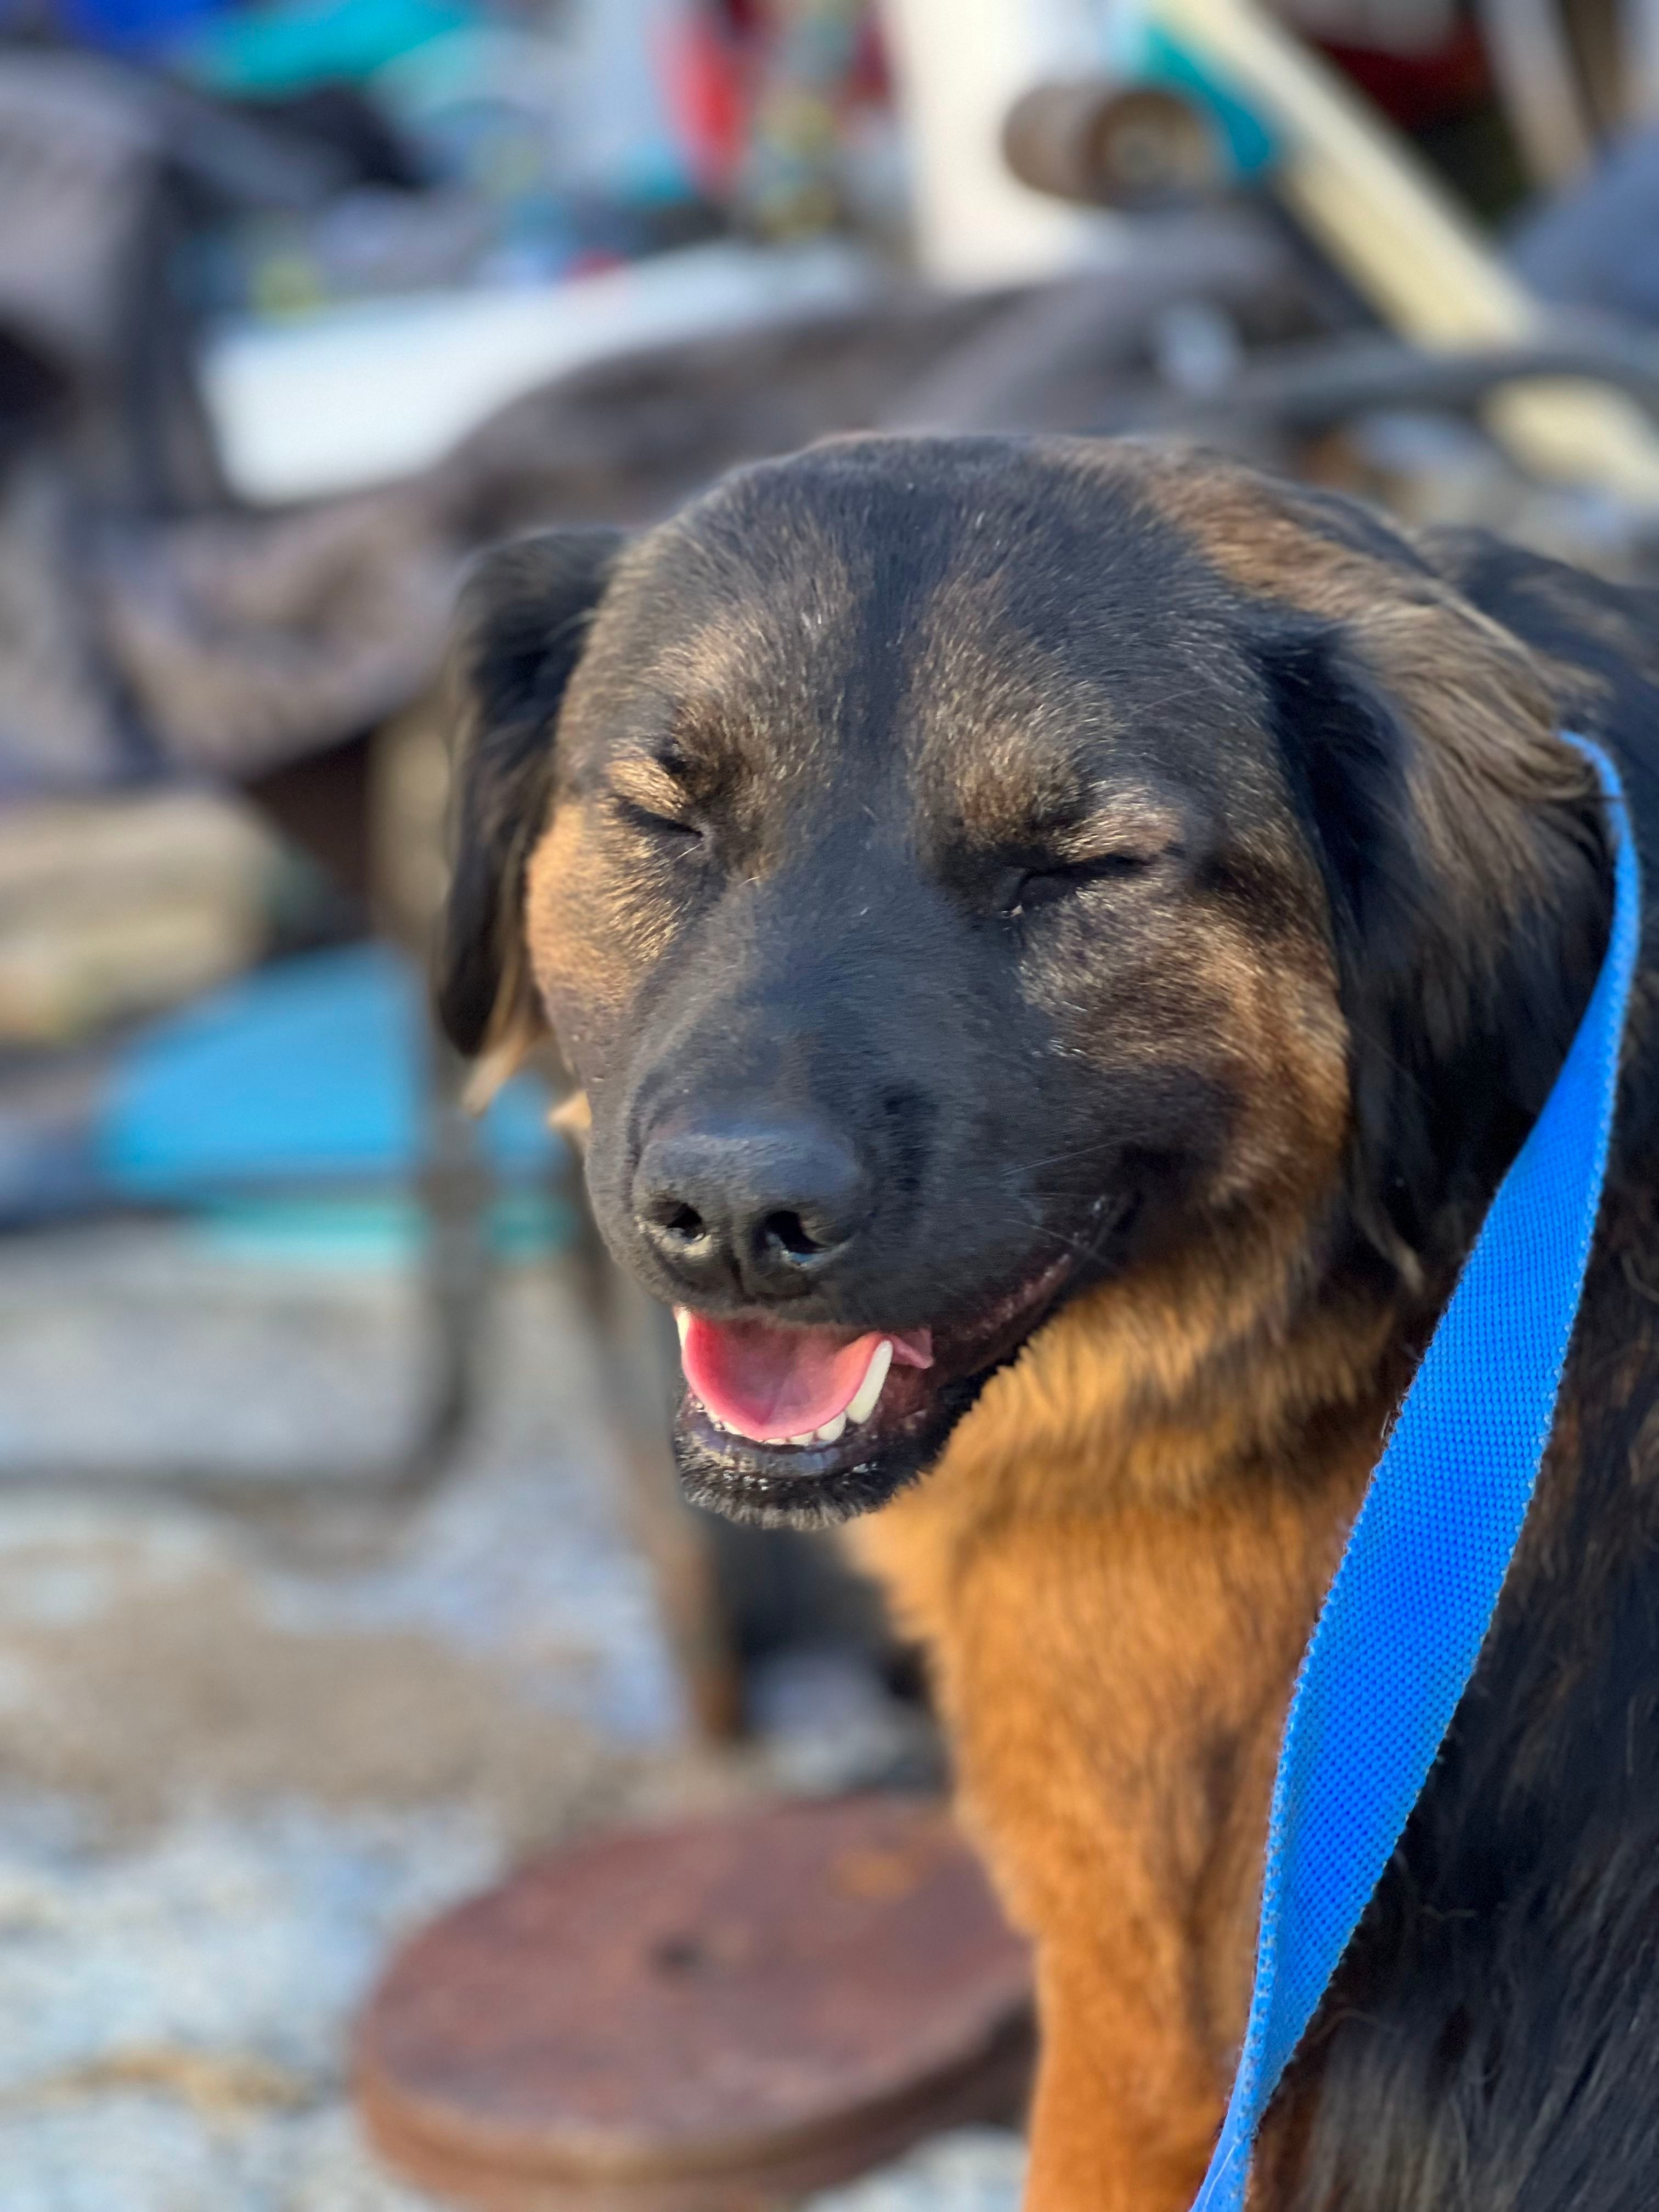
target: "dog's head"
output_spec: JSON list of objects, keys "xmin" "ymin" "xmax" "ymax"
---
[{"xmin": 438, "ymin": 437, "xmax": 1609, "ymax": 1526}]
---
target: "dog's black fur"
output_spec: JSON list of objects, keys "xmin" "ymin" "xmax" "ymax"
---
[
  {"xmin": 1265, "ymin": 533, "xmax": 1659, "ymax": 2212},
  {"xmin": 437, "ymin": 436, "xmax": 1659, "ymax": 2210}
]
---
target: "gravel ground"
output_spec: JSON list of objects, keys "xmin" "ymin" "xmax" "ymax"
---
[{"xmin": 0, "ymin": 1218, "xmax": 1019, "ymax": 2212}]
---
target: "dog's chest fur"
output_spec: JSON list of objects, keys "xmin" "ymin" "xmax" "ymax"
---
[{"xmin": 847, "ymin": 1279, "xmax": 1388, "ymax": 2210}]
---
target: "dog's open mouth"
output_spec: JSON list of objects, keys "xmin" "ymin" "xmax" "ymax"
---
[
  {"xmin": 670, "ymin": 1249, "xmax": 1082, "ymax": 1528},
  {"xmin": 679, "ymin": 1313, "xmax": 938, "ymax": 1446}
]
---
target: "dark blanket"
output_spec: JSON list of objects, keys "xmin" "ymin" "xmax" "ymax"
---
[{"xmin": 0, "ymin": 48, "xmax": 1306, "ymax": 794}]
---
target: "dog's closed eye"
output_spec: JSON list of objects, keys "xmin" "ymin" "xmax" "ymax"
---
[
  {"xmin": 1008, "ymin": 849, "xmax": 1167, "ymax": 913},
  {"xmin": 973, "ymin": 785, "xmax": 1190, "ymax": 920},
  {"xmin": 607, "ymin": 751, "xmax": 707, "ymax": 843},
  {"xmin": 615, "ymin": 795, "xmax": 703, "ymax": 842}
]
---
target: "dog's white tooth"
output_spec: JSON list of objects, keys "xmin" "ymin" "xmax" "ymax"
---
[
  {"xmin": 815, "ymin": 1412, "xmax": 848, "ymax": 1444},
  {"xmin": 674, "ymin": 1309, "xmax": 690, "ymax": 1349},
  {"xmin": 845, "ymin": 1339, "xmax": 894, "ymax": 1426},
  {"xmin": 787, "ymin": 1432, "xmax": 816, "ymax": 1448}
]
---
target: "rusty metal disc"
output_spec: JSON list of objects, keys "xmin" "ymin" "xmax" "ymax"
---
[{"xmin": 355, "ymin": 1793, "xmax": 1033, "ymax": 2212}]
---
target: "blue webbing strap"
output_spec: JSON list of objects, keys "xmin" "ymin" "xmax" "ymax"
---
[{"xmin": 1191, "ymin": 735, "xmax": 1642, "ymax": 2211}]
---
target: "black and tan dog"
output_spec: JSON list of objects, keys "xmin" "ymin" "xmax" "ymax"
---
[{"xmin": 435, "ymin": 436, "xmax": 1659, "ymax": 2212}]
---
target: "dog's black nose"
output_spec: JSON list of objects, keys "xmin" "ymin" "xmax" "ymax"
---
[{"xmin": 634, "ymin": 1116, "xmax": 863, "ymax": 1296}]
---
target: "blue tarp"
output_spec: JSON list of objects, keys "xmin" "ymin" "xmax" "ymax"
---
[{"xmin": 98, "ymin": 940, "xmax": 557, "ymax": 1198}]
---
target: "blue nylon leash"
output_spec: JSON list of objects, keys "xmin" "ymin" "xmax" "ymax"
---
[{"xmin": 1190, "ymin": 735, "xmax": 1641, "ymax": 2211}]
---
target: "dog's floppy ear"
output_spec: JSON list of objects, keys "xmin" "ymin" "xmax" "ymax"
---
[
  {"xmin": 435, "ymin": 527, "xmax": 625, "ymax": 1094},
  {"xmin": 1261, "ymin": 605, "xmax": 1609, "ymax": 1282}
]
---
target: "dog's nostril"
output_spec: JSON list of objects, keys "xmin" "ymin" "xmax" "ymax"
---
[
  {"xmin": 761, "ymin": 1209, "xmax": 825, "ymax": 1259},
  {"xmin": 636, "ymin": 1119, "xmax": 861, "ymax": 1285}
]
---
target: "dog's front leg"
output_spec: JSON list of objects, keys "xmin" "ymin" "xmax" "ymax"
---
[{"xmin": 1021, "ymin": 1950, "xmax": 1224, "ymax": 2212}]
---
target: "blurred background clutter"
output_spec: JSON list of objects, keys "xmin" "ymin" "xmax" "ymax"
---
[{"xmin": 1, "ymin": 0, "xmax": 1658, "ymax": 2207}]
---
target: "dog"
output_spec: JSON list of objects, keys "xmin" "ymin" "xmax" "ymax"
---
[{"xmin": 435, "ymin": 435, "xmax": 1659, "ymax": 2212}]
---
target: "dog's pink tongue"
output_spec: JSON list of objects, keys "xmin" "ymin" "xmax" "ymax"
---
[{"xmin": 681, "ymin": 1314, "xmax": 932, "ymax": 1442}]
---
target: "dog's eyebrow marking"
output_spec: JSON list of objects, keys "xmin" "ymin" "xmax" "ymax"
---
[
  {"xmin": 608, "ymin": 755, "xmax": 695, "ymax": 816},
  {"xmin": 603, "ymin": 711, "xmax": 741, "ymax": 811},
  {"xmin": 950, "ymin": 735, "xmax": 1087, "ymax": 844},
  {"xmin": 1057, "ymin": 793, "xmax": 1189, "ymax": 864},
  {"xmin": 953, "ymin": 738, "xmax": 1186, "ymax": 862}
]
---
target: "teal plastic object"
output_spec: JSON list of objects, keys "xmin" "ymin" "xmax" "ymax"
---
[
  {"xmin": 1110, "ymin": 16, "xmax": 1279, "ymax": 180},
  {"xmin": 192, "ymin": 1189, "xmax": 572, "ymax": 1267},
  {"xmin": 98, "ymin": 942, "xmax": 557, "ymax": 1199},
  {"xmin": 180, "ymin": 0, "xmax": 470, "ymax": 95}
]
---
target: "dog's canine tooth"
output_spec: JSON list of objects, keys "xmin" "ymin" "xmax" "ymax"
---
[
  {"xmin": 815, "ymin": 1412, "xmax": 848, "ymax": 1444},
  {"xmin": 846, "ymin": 1339, "xmax": 893, "ymax": 1426},
  {"xmin": 787, "ymin": 1431, "xmax": 816, "ymax": 1448},
  {"xmin": 674, "ymin": 1308, "xmax": 691, "ymax": 1349}
]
